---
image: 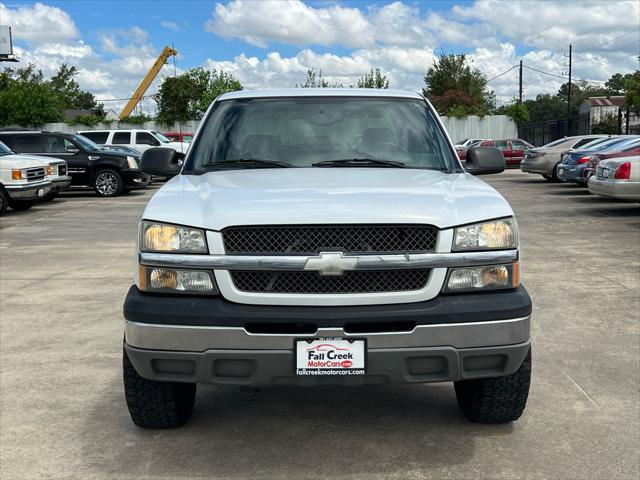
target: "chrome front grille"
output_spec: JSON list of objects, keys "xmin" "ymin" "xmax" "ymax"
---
[
  {"xmin": 222, "ymin": 225, "xmax": 438, "ymax": 256},
  {"xmin": 231, "ymin": 270, "xmax": 431, "ymax": 294},
  {"xmin": 26, "ymin": 167, "xmax": 46, "ymax": 182}
]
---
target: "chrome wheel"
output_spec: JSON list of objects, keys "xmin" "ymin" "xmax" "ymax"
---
[{"xmin": 95, "ymin": 171, "xmax": 119, "ymax": 196}]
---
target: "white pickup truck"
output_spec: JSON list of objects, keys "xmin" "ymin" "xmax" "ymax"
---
[
  {"xmin": 123, "ymin": 89, "xmax": 532, "ymax": 428},
  {"xmin": 0, "ymin": 141, "xmax": 54, "ymax": 215}
]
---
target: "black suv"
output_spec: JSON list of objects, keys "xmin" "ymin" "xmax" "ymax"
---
[{"xmin": 0, "ymin": 131, "xmax": 149, "ymax": 197}]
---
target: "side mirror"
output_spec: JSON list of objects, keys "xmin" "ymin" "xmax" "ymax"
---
[
  {"xmin": 140, "ymin": 147, "xmax": 181, "ymax": 177},
  {"xmin": 151, "ymin": 138, "xmax": 161, "ymax": 147},
  {"xmin": 465, "ymin": 147, "xmax": 505, "ymax": 175}
]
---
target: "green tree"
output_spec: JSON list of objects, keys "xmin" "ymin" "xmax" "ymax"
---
[
  {"xmin": 523, "ymin": 93, "xmax": 566, "ymax": 122},
  {"xmin": 357, "ymin": 68, "xmax": 389, "ymax": 89},
  {"xmin": 0, "ymin": 80, "xmax": 64, "ymax": 126},
  {"xmin": 623, "ymin": 70, "xmax": 640, "ymax": 113},
  {"xmin": 156, "ymin": 67, "xmax": 242, "ymax": 123},
  {"xmin": 497, "ymin": 100, "xmax": 530, "ymax": 125},
  {"xmin": 49, "ymin": 64, "xmax": 100, "ymax": 111},
  {"xmin": 297, "ymin": 68, "xmax": 342, "ymax": 88},
  {"xmin": 422, "ymin": 52, "xmax": 495, "ymax": 116},
  {"xmin": 591, "ymin": 112, "xmax": 619, "ymax": 134}
]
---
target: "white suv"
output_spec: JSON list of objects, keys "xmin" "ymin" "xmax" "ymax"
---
[
  {"xmin": 123, "ymin": 89, "xmax": 532, "ymax": 428},
  {"xmin": 77, "ymin": 129, "xmax": 189, "ymax": 157}
]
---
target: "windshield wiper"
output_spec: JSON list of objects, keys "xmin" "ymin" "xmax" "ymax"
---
[
  {"xmin": 200, "ymin": 158, "xmax": 292, "ymax": 169},
  {"xmin": 312, "ymin": 158, "xmax": 406, "ymax": 168}
]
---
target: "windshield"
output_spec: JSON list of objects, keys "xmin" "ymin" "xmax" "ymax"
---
[
  {"xmin": 0, "ymin": 141, "xmax": 12, "ymax": 156},
  {"xmin": 151, "ymin": 131, "xmax": 171, "ymax": 143},
  {"xmin": 184, "ymin": 97, "xmax": 460, "ymax": 173},
  {"xmin": 71, "ymin": 134, "xmax": 100, "ymax": 151}
]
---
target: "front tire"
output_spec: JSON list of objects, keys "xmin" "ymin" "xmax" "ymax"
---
[
  {"xmin": 93, "ymin": 169, "xmax": 124, "ymax": 197},
  {"xmin": 0, "ymin": 189, "xmax": 7, "ymax": 216},
  {"xmin": 8, "ymin": 199, "xmax": 36, "ymax": 211},
  {"xmin": 41, "ymin": 192, "xmax": 58, "ymax": 202},
  {"xmin": 123, "ymin": 348, "xmax": 196, "ymax": 429},
  {"xmin": 454, "ymin": 349, "xmax": 531, "ymax": 423}
]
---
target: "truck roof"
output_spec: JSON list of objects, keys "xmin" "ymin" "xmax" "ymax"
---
[{"xmin": 217, "ymin": 88, "xmax": 424, "ymax": 101}]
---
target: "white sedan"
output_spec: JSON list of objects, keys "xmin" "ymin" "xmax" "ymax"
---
[{"xmin": 588, "ymin": 155, "xmax": 640, "ymax": 202}]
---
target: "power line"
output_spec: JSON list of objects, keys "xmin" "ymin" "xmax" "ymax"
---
[
  {"xmin": 486, "ymin": 65, "xmax": 518, "ymax": 82},
  {"xmin": 522, "ymin": 64, "xmax": 566, "ymax": 80},
  {"xmin": 95, "ymin": 93, "xmax": 158, "ymax": 102}
]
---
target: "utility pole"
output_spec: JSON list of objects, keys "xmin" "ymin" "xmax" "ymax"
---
[
  {"xmin": 518, "ymin": 60, "xmax": 523, "ymax": 103},
  {"xmin": 566, "ymin": 44, "xmax": 572, "ymax": 135}
]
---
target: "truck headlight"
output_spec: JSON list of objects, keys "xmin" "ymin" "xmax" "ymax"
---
[
  {"xmin": 138, "ymin": 266, "xmax": 217, "ymax": 295},
  {"xmin": 11, "ymin": 169, "xmax": 24, "ymax": 180},
  {"xmin": 445, "ymin": 263, "xmax": 519, "ymax": 292},
  {"xmin": 127, "ymin": 156, "xmax": 138, "ymax": 169},
  {"xmin": 47, "ymin": 164, "xmax": 55, "ymax": 176},
  {"xmin": 453, "ymin": 218, "xmax": 517, "ymax": 251},
  {"xmin": 140, "ymin": 221, "xmax": 208, "ymax": 253}
]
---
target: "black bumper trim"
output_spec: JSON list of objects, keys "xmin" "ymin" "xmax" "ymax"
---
[{"xmin": 123, "ymin": 285, "xmax": 532, "ymax": 328}]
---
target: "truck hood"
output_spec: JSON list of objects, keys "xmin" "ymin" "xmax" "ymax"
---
[
  {"xmin": 142, "ymin": 168, "xmax": 513, "ymax": 230},
  {"xmin": 3, "ymin": 153, "xmax": 51, "ymax": 166}
]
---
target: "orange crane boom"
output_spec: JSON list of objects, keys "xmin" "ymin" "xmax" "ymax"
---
[{"xmin": 119, "ymin": 46, "xmax": 177, "ymax": 120}]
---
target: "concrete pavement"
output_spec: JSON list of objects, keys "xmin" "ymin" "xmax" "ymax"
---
[{"xmin": 1, "ymin": 171, "xmax": 638, "ymax": 479}]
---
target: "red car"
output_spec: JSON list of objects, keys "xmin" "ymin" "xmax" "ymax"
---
[
  {"xmin": 164, "ymin": 132, "xmax": 194, "ymax": 143},
  {"xmin": 477, "ymin": 139, "xmax": 534, "ymax": 167}
]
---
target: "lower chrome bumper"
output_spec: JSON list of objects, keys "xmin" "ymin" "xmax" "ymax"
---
[
  {"xmin": 124, "ymin": 316, "xmax": 531, "ymax": 386},
  {"xmin": 5, "ymin": 181, "xmax": 52, "ymax": 200}
]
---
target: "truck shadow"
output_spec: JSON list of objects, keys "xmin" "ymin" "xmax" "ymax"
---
[{"xmin": 81, "ymin": 376, "xmax": 514, "ymax": 478}]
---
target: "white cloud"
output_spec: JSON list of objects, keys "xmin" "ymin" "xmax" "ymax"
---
[
  {"xmin": 0, "ymin": 2, "xmax": 79, "ymax": 45},
  {"xmin": 161, "ymin": 21, "xmax": 181, "ymax": 32},
  {"xmin": 206, "ymin": 0, "xmax": 375, "ymax": 48}
]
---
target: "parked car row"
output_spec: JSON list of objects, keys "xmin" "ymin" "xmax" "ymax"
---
[
  {"xmin": 456, "ymin": 138, "xmax": 534, "ymax": 166},
  {"xmin": 0, "ymin": 130, "xmax": 156, "ymax": 215},
  {"xmin": 520, "ymin": 134, "xmax": 640, "ymax": 202}
]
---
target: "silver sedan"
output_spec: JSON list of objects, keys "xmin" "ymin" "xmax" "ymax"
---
[
  {"xmin": 521, "ymin": 135, "xmax": 606, "ymax": 180},
  {"xmin": 588, "ymin": 155, "xmax": 640, "ymax": 202}
]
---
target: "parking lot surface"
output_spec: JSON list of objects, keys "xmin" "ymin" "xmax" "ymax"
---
[{"xmin": 1, "ymin": 171, "xmax": 638, "ymax": 480}]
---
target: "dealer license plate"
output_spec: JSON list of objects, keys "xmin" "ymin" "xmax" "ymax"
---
[
  {"xmin": 558, "ymin": 168, "xmax": 564, "ymax": 176},
  {"xmin": 38, "ymin": 188, "xmax": 44, "ymax": 197},
  {"xmin": 598, "ymin": 168, "xmax": 610, "ymax": 179},
  {"xmin": 296, "ymin": 337, "xmax": 366, "ymax": 376}
]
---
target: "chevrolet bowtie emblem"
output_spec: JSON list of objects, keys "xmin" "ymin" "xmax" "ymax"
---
[{"xmin": 303, "ymin": 252, "xmax": 359, "ymax": 276}]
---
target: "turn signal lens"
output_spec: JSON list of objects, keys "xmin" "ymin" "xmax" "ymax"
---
[
  {"xmin": 454, "ymin": 218, "xmax": 517, "ymax": 251},
  {"xmin": 47, "ymin": 164, "xmax": 55, "ymax": 176},
  {"xmin": 138, "ymin": 266, "xmax": 217, "ymax": 295},
  {"xmin": 445, "ymin": 263, "xmax": 519, "ymax": 292},
  {"xmin": 11, "ymin": 169, "xmax": 23, "ymax": 180},
  {"xmin": 140, "ymin": 221, "xmax": 207, "ymax": 253}
]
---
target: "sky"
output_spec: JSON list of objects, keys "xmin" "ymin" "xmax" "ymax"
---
[{"xmin": 1, "ymin": 0, "xmax": 639, "ymax": 114}]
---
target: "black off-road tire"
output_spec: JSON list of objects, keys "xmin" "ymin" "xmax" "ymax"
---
[
  {"xmin": 454, "ymin": 349, "xmax": 531, "ymax": 423},
  {"xmin": 0, "ymin": 189, "xmax": 7, "ymax": 216},
  {"xmin": 123, "ymin": 348, "xmax": 197, "ymax": 429},
  {"xmin": 93, "ymin": 169, "xmax": 124, "ymax": 197},
  {"xmin": 7, "ymin": 199, "xmax": 36, "ymax": 211}
]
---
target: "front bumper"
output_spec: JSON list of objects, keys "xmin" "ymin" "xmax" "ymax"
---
[
  {"xmin": 588, "ymin": 177, "xmax": 640, "ymax": 202},
  {"xmin": 50, "ymin": 176, "xmax": 72, "ymax": 192},
  {"xmin": 122, "ymin": 169, "xmax": 151, "ymax": 189},
  {"xmin": 124, "ymin": 285, "xmax": 532, "ymax": 386},
  {"xmin": 4, "ymin": 180, "xmax": 52, "ymax": 200}
]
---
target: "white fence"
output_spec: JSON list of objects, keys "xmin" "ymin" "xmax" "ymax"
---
[
  {"xmin": 42, "ymin": 120, "xmax": 202, "ymax": 134},
  {"xmin": 440, "ymin": 115, "xmax": 518, "ymax": 143},
  {"xmin": 42, "ymin": 115, "xmax": 516, "ymax": 142}
]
